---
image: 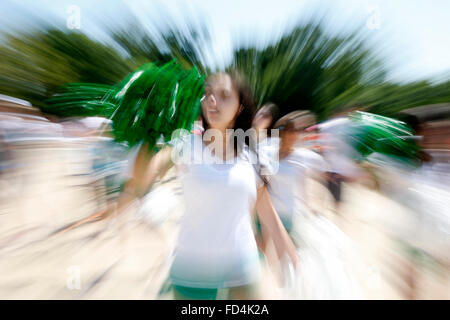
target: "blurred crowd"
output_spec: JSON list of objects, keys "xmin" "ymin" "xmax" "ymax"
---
[{"xmin": 0, "ymin": 93, "xmax": 448, "ymax": 299}]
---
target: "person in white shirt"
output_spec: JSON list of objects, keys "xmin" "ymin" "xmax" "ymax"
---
[
  {"xmin": 114, "ymin": 71, "xmax": 298, "ymax": 299},
  {"xmin": 316, "ymin": 116, "xmax": 364, "ymax": 212},
  {"xmin": 261, "ymin": 111, "xmax": 364, "ymax": 299},
  {"xmin": 261, "ymin": 111, "xmax": 325, "ymax": 236}
]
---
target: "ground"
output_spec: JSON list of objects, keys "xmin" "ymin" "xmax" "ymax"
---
[{"xmin": 0, "ymin": 141, "xmax": 448, "ymax": 299}]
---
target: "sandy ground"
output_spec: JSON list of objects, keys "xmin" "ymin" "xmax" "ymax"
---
[{"xmin": 0, "ymin": 142, "xmax": 448, "ymax": 299}]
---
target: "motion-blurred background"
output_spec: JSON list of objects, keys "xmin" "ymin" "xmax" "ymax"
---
[{"xmin": 0, "ymin": 0, "xmax": 449, "ymax": 299}]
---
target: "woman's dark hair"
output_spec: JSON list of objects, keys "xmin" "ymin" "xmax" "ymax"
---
[
  {"xmin": 255, "ymin": 102, "xmax": 280, "ymax": 137},
  {"xmin": 274, "ymin": 110, "xmax": 316, "ymax": 132},
  {"xmin": 396, "ymin": 113, "xmax": 420, "ymax": 133}
]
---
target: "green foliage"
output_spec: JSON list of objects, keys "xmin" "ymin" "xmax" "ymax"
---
[
  {"xmin": 0, "ymin": 17, "xmax": 448, "ymax": 125},
  {"xmin": 108, "ymin": 16, "xmax": 213, "ymax": 75},
  {"xmin": 230, "ymin": 23, "xmax": 450, "ymax": 120},
  {"xmin": 0, "ymin": 28, "xmax": 135, "ymax": 107}
]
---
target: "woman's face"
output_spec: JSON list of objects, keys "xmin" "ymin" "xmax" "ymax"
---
[
  {"xmin": 201, "ymin": 74, "xmax": 241, "ymax": 131},
  {"xmin": 252, "ymin": 107, "xmax": 273, "ymax": 130}
]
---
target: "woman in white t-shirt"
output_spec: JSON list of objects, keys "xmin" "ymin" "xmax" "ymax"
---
[{"xmin": 115, "ymin": 71, "xmax": 298, "ymax": 299}]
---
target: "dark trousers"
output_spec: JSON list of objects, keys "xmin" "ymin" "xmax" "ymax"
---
[{"xmin": 326, "ymin": 172, "xmax": 343, "ymax": 203}]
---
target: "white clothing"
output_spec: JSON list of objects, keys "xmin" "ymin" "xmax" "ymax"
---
[
  {"xmin": 261, "ymin": 145, "xmax": 364, "ymax": 299},
  {"xmin": 288, "ymin": 215, "xmax": 365, "ymax": 299},
  {"xmin": 169, "ymin": 134, "xmax": 263, "ymax": 288},
  {"xmin": 319, "ymin": 117, "xmax": 362, "ymax": 177},
  {"xmin": 255, "ymin": 136, "xmax": 280, "ymax": 177},
  {"xmin": 265, "ymin": 148, "xmax": 326, "ymax": 226}
]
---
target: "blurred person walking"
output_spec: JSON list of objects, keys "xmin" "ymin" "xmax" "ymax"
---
[
  {"xmin": 315, "ymin": 113, "xmax": 366, "ymax": 214},
  {"xmin": 259, "ymin": 111, "xmax": 364, "ymax": 299}
]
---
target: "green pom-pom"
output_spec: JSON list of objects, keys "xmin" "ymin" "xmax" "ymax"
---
[
  {"xmin": 347, "ymin": 111, "xmax": 421, "ymax": 165},
  {"xmin": 45, "ymin": 60, "xmax": 205, "ymax": 151}
]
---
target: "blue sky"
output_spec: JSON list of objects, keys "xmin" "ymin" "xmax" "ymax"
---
[{"xmin": 2, "ymin": 0, "xmax": 450, "ymax": 83}]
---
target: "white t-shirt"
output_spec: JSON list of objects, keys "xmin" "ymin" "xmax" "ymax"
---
[
  {"xmin": 256, "ymin": 136, "xmax": 280, "ymax": 177},
  {"xmin": 169, "ymin": 134, "xmax": 263, "ymax": 288},
  {"xmin": 265, "ymin": 148, "xmax": 326, "ymax": 225},
  {"xmin": 319, "ymin": 117, "xmax": 361, "ymax": 176}
]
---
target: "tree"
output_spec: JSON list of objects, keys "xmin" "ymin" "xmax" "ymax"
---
[
  {"xmin": 0, "ymin": 28, "xmax": 134, "ymax": 107},
  {"xmin": 0, "ymin": 15, "xmax": 448, "ymax": 120},
  {"xmin": 230, "ymin": 22, "xmax": 389, "ymax": 119}
]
